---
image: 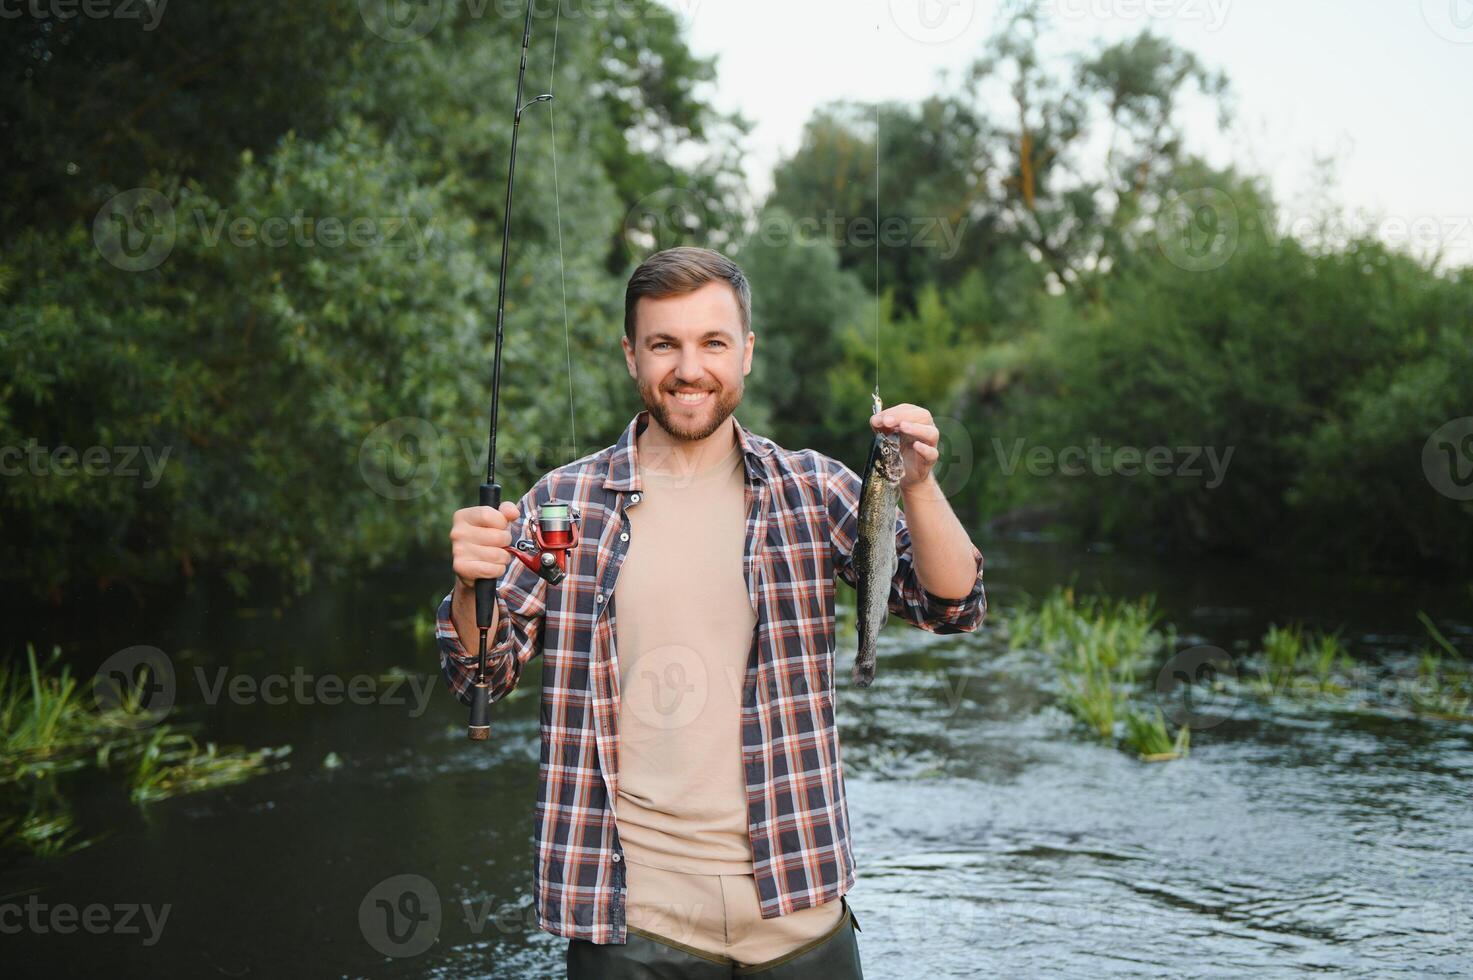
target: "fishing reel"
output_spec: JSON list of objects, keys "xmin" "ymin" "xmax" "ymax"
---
[
  {"xmin": 507, "ymin": 499, "xmax": 582, "ymax": 585},
  {"xmin": 503, "ymin": 501, "xmax": 577, "ymax": 583}
]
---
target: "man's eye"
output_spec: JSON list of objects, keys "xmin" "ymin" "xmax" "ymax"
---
[
  {"xmin": 707, "ymin": 340, "xmax": 725, "ymax": 348},
  {"xmin": 652, "ymin": 342, "xmax": 670, "ymax": 351}
]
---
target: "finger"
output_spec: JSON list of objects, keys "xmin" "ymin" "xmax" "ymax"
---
[
  {"xmin": 455, "ymin": 505, "xmax": 504, "ymax": 528},
  {"xmin": 451, "ymin": 523, "xmax": 513, "ymax": 551},
  {"xmin": 459, "ymin": 549, "xmax": 512, "ymax": 573},
  {"xmin": 463, "ymin": 531, "xmax": 514, "ymax": 555},
  {"xmin": 870, "ymin": 413, "xmax": 905, "ymax": 432},
  {"xmin": 872, "ymin": 407, "xmax": 927, "ymax": 431},
  {"xmin": 473, "ymin": 503, "xmax": 519, "ymax": 527},
  {"xmin": 900, "ymin": 421, "xmax": 939, "ymax": 445},
  {"xmin": 453, "ymin": 558, "xmax": 509, "ymax": 584}
]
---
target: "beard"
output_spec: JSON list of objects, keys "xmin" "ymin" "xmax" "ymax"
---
[{"xmin": 638, "ymin": 374, "xmax": 744, "ymax": 443}]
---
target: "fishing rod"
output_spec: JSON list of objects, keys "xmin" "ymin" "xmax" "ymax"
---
[{"xmin": 468, "ymin": 0, "xmax": 581, "ymax": 741}]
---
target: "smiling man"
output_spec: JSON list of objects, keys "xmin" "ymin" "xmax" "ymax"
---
[{"xmin": 439, "ymin": 246, "xmax": 987, "ymax": 978}]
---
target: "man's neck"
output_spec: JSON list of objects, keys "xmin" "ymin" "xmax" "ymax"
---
[{"xmin": 637, "ymin": 414, "xmax": 739, "ymax": 476}]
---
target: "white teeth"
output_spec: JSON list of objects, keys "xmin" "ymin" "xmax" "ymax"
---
[{"xmin": 674, "ymin": 391, "xmax": 709, "ymax": 404}]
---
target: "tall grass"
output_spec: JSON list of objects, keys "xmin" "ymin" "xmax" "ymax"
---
[
  {"xmin": 1253, "ymin": 624, "xmax": 1354, "ymax": 697},
  {"xmin": 1245, "ymin": 613, "xmax": 1470, "ymax": 721},
  {"xmin": 2, "ymin": 644, "xmax": 289, "ymax": 856},
  {"xmin": 128, "ymin": 730, "xmax": 291, "ymax": 805},
  {"xmin": 1124, "ymin": 705, "xmax": 1191, "ymax": 762},
  {"xmin": 0, "ymin": 645, "xmax": 99, "ymax": 781},
  {"xmin": 1410, "ymin": 614, "xmax": 1472, "ymax": 720},
  {"xmin": 1005, "ymin": 586, "xmax": 1188, "ymax": 761}
]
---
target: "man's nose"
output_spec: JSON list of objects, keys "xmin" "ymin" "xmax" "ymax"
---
[{"xmin": 676, "ymin": 346, "xmax": 705, "ymax": 382}]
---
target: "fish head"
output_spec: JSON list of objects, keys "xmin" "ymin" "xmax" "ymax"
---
[{"xmin": 876, "ymin": 432, "xmax": 905, "ymax": 485}]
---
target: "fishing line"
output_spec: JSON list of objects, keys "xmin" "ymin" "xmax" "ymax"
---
[
  {"xmin": 875, "ymin": 75, "xmax": 881, "ymax": 400},
  {"xmin": 548, "ymin": 1, "xmax": 578, "ymax": 461}
]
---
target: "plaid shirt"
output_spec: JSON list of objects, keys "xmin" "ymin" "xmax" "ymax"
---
[{"xmin": 437, "ymin": 409, "xmax": 987, "ymax": 944}]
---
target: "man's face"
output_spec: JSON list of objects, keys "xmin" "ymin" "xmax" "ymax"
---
[{"xmin": 622, "ymin": 280, "xmax": 755, "ymax": 442}]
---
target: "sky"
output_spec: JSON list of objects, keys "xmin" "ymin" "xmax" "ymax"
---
[{"xmin": 656, "ymin": 0, "xmax": 1473, "ymax": 269}]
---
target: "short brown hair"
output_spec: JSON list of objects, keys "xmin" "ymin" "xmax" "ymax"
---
[{"xmin": 624, "ymin": 246, "xmax": 751, "ymax": 343}]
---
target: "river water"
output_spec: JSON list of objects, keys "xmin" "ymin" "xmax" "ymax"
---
[{"xmin": 3, "ymin": 538, "xmax": 1470, "ymax": 978}]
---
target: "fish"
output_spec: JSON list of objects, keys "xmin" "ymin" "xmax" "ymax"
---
[{"xmin": 853, "ymin": 389, "xmax": 905, "ymax": 688}]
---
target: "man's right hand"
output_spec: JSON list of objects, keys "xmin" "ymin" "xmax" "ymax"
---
[
  {"xmin": 450, "ymin": 501, "xmax": 522, "ymax": 592},
  {"xmin": 449, "ymin": 503, "xmax": 522, "ymax": 650}
]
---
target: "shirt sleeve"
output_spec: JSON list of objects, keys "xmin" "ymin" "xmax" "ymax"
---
[
  {"xmin": 437, "ymin": 480, "xmax": 551, "ymax": 708},
  {"xmin": 823, "ymin": 452, "xmax": 987, "ymax": 634}
]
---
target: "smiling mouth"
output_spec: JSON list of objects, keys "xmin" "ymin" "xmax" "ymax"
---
[{"xmin": 669, "ymin": 389, "xmax": 712, "ymax": 406}]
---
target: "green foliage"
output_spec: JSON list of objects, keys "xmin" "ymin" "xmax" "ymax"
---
[
  {"xmin": 824, "ymin": 282, "xmax": 984, "ymax": 458},
  {"xmin": 2, "ymin": 1, "xmax": 1468, "ymax": 600},
  {"xmin": 1122, "ymin": 705, "xmax": 1190, "ymax": 761},
  {"xmin": 1010, "ymin": 591, "xmax": 1473, "ymax": 758},
  {"xmin": 1003, "ymin": 585, "xmax": 1171, "ymax": 663},
  {"xmin": 1, "ymin": 643, "xmax": 288, "ymax": 855},
  {"xmin": 767, "ymin": 97, "xmax": 993, "ymax": 314},
  {"xmin": 0, "ymin": 645, "xmax": 89, "ymax": 778},
  {"xmin": 977, "ymin": 168, "xmax": 1473, "ymax": 568},
  {"xmin": 1288, "ymin": 306, "xmax": 1473, "ymax": 568},
  {"xmin": 3, "ymin": 0, "xmax": 366, "ymax": 234},
  {"xmin": 1234, "ymin": 615, "xmax": 1471, "ymax": 721},
  {"xmin": 1416, "ymin": 611, "xmax": 1464, "ymax": 662},
  {"xmin": 734, "ymin": 207, "xmax": 868, "ymax": 457},
  {"xmin": 1003, "ymin": 586, "xmax": 1185, "ymax": 758},
  {"xmin": 128, "ymin": 730, "xmax": 289, "ymax": 805},
  {"xmin": 1408, "ymin": 613, "xmax": 1471, "ymax": 719},
  {"xmin": 2, "ymin": 1, "xmax": 736, "ymax": 599}
]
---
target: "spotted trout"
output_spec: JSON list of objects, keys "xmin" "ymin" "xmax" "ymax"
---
[{"xmin": 852, "ymin": 390, "xmax": 905, "ymax": 688}]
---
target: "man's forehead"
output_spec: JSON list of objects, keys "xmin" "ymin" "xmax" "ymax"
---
[{"xmin": 635, "ymin": 286, "xmax": 743, "ymax": 340}]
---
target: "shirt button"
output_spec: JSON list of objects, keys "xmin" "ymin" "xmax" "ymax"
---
[
  {"xmin": 612, "ymin": 852, "xmax": 622, "ymax": 862},
  {"xmin": 630, "ymin": 493, "xmax": 641, "ymax": 503},
  {"xmin": 620, "ymin": 532, "xmax": 629, "ymax": 542},
  {"xmin": 595, "ymin": 593, "xmax": 605, "ymax": 604}
]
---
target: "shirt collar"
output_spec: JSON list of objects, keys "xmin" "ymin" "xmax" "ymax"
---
[{"xmin": 602, "ymin": 409, "xmax": 774, "ymax": 492}]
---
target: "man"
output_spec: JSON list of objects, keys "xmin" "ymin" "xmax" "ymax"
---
[{"xmin": 439, "ymin": 246, "xmax": 987, "ymax": 978}]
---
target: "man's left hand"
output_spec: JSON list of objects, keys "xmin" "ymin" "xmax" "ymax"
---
[{"xmin": 870, "ymin": 403, "xmax": 940, "ymax": 493}]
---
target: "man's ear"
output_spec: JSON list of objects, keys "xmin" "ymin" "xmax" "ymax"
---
[
  {"xmin": 742, "ymin": 329, "xmax": 755, "ymax": 376},
  {"xmin": 622, "ymin": 335, "xmax": 637, "ymax": 378}
]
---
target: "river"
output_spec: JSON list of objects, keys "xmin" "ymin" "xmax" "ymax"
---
[{"xmin": 3, "ymin": 537, "xmax": 1470, "ymax": 978}]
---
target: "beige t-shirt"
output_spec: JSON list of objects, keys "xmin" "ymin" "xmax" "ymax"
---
[{"xmin": 613, "ymin": 432, "xmax": 757, "ymax": 874}]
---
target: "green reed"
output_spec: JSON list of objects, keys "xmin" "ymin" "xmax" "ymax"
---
[
  {"xmin": 2, "ymin": 644, "xmax": 289, "ymax": 856},
  {"xmin": 1123, "ymin": 704, "xmax": 1191, "ymax": 762},
  {"xmin": 1004, "ymin": 585, "xmax": 1188, "ymax": 761},
  {"xmin": 1246, "ymin": 613, "xmax": 1469, "ymax": 720}
]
